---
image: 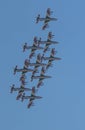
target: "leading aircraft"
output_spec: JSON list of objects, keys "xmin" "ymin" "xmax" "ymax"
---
[
  {"xmin": 21, "ymin": 87, "xmax": 42, "ymax": 108},
  {"xmin": 36, "ymin": 8, "xmax": 57, "ymax": 30}
]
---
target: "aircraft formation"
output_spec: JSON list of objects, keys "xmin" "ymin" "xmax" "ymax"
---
[{"xmin": 10, "ymin": 8, "xmax": 61, "ymax": 109}]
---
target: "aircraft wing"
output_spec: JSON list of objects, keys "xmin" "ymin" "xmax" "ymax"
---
[
  {"xmin": 38, "ymin": 77, "xmax": 43, "ymax": 83},
  {"xmin": 43, "ymin": 45, "xmax": 50, "ymax": 53},
  {"xmin": 34, "ymin": 95, "xmax": 42, "ymax": 99},
  {"xmin": 37, "ymin": 79, "xmax": 44, "ymax": 88},
  {"xmin": 32, "ymin": 66, "xmax": 39, "ymax": 75},
  {"xmin": 29, "ymin": 45, "xmax": 37, "ymax": 57},
  {"xmin": 48, "ymin": 59, "xmax": 53, "ymax": 64},
  {"xmin": 27, "ymin": 100, "xmax": 34, "ymax": 109},
  {"xmin": 46, "ymin": 59, "xmax": 53, "ymax": 69},
  {"xmin": 31, "ymin": 48, "xmax": 36, "ymax": 53},
  {"xmin": 16, "ymin": 92, "xmax": 23, "ymax": 100}
]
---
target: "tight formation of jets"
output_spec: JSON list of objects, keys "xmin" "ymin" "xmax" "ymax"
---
[{"xmin": 10, "ymin": 8, "xmax": 61, "ymax": 109}]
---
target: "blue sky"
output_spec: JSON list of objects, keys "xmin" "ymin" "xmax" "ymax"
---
[{"xmin": 0, "ymin": 0, "xmax": 85, "ymax": 130}]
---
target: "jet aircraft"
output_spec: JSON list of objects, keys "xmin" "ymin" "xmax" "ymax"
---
[
  {"xmin": 10, "ymin": 84, "xmax": 32, "ymax": 93},
  {"xmin": 10, "ymin": 84, "xmax": 33, "ymax": 100},
  {"xmin": 24, "ymin": 58, "xmax": 47, "ymax": 68},
  {"xmin": 23, "ymin": 42, "xmax": 44, "ymax": 52},
  {"xmin": 23, "ymin": 37, "xmax": 44, "ymax": 59},
  {"xmin": 31, "ymin": 67, "xmax": 51, "ymax": 83},
  {"xmin": 29, "ymin": 37, "xmax": 44, "ymax": 59},
  {"xmin": 40, "ymin": 39, "xmax": 58, "ymax": 45},
  {"xmin": 42, "ymin": 39, "xmax": 59, "ymax": 53},
  {"xmin": 35, "ymin": 33, "xmax": 58, "ymax": 53},
  {"xmin": 21, "ymin": 87, "xmax": 42, "ymax": 108},
  {"xmin": 36, "ymin": 8, "xmax": 57, "ymax": 30},
  {"xmin": 37, "ymin": 32, "xmax": 54, "ymax": 47},
  {"xmin": 30, "ymin": 53, "xmax": 47, "ymax": 81},
  {"xmin": 45, "ymin": 48, "xmax": 61, "ymax": 69},
  {"xmin": 13, "ymin": 65, "xmax": 34, "ymax": 75},
  {"xmin": 43, "ymin": 48, "xmax": 61, "ymax": 60},
  {"xmin": 37, "ymin": 67, "xmax": 48, "ymax": 88}
]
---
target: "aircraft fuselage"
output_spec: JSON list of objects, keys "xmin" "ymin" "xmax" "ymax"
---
[
  {"xmin": 43, "ymin": 57, "xmax": 61, "ymax": 60},
  {"xmin": 23, "ymin": 95, "xmax": 42, "ymax": 100},
  {"xmin": 32, "ymin": 75, "xmax": 51, "ymax": 79},
  {"xmin": 16, "ymin": 68, "xmax": 33, "ymax": 73}
]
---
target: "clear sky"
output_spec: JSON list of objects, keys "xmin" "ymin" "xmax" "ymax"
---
[{"xmin": 0, "ymin": 0, "xmax": 85, "ymax": 130}]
